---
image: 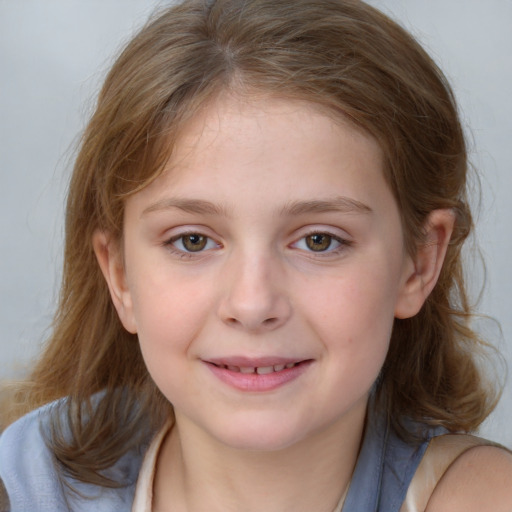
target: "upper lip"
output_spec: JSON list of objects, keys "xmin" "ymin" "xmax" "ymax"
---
[{"xmin": 204, "ymin": 356, "xmax": 309, "ymax": 368}]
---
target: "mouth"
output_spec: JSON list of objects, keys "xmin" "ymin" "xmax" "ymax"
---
[
  {"xmin": 204, "ymin": 358, "xmax": 312, "ymax": 392},
  {"xmin": 211, "ymin": 361, "xmax": 302, "ymax": 375}
]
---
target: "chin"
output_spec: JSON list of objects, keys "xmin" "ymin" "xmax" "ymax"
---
[
  {"xmin": 209, "ymin": 416, "xmax": 314, "ymax": 453},
  {"xmin": 221, "ymin": 432, "xmax": 305, "ymax": 453}
]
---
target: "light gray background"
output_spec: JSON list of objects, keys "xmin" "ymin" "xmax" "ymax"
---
[{"xmin": 1, "ymin": 1, "xmax": 511, "ymax": 446}]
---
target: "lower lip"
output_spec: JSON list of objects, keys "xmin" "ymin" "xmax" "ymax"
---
[{"xmin": 206, "ymin": 361, "xmax": 312, "ymax": 392}]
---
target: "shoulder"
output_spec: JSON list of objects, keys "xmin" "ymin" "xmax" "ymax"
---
[
  {"xmin": 0, "ymin": 398, "xmax": 58, "ymax": 463},
  {"xmin": 426, "ymin": 443, "xmax": 512, "ymax": 512},
  {"xmin": 0, "ymin": 396, "xmax": 148, "ymax": 511},
  {"xmin": 0, "ymin": 400, "xmax": 68, "ymax": 510}
]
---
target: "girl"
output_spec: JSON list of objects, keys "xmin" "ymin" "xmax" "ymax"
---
[{"xmin": 1, "ymin": 0, "xmax": 511, "ymax": 510}]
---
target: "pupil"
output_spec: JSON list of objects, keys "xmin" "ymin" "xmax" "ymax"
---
[
  {"xmin": 307, "ymin": 234, "xmax": 331, "ymax": 251},
  {"xmin": 183, "ymin": 234, "xmax": 207, "ymax": 252}
]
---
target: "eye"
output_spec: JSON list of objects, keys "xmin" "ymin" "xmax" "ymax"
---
[
  {"xmin": 167, "ymin": 233, "xmax": 218, "ymax": 253},
  {"xmin": 293, "ymin": 232, "xmax": 345, "ymax": 253},
  {"xmin": 305, "ymin": 233, "xmax": 337, "ymax": 252}
]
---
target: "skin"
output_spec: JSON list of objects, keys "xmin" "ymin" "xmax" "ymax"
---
[
  {"xmin": 93, "ymin": 93, "xmax": 493, "ymax": 512},
  {"xmin": 426, "ymin": 446, "xmax": 512, "ymax": 512}
]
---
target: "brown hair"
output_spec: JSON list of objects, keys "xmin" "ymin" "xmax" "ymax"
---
[{"xmin": 2, "ymin": 0, "xmax": 499, "ymax": 487}]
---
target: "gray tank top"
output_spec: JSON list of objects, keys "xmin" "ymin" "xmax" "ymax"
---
[
  {"xmin": 342, "ymin": 402, "xmax": 444, "ymax": 512},
  {"xmin": 0, "ymin": 396, "xmax": 490, "ymax": 511}
]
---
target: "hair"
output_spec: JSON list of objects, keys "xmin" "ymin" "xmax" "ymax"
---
[{"xmin": 2, "ymin": 0, "xmax": 500, "ymax": 488}]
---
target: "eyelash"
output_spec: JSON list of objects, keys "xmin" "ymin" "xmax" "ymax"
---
[
  {"xmin": 163, "ymin": 229, "xmax": 351, "ymax": 258},
  {"xmin": 291, "ymin": 230, "xmax": 352, "ymax": 256},
  {"xmin": 164, "ymin": 231, "xmax": 220, "ymax": 257}
]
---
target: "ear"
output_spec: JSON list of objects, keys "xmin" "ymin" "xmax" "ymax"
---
[
  {"xmin": 394, "ymin": 209, "xmax": 455, "ymax": 319},
  {"xmin": 92, "ymin": 230, "xmax": 137, "ymax": 333}
]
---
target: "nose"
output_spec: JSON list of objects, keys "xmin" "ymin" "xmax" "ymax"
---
[{"xmin": 217, "ymin": 252, "xmax": 292, "ymax": 333}]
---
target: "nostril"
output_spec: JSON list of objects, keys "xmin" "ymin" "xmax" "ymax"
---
[{"xmin": 224, "ymin": 316, "xmax": 279, "ymax": 330}]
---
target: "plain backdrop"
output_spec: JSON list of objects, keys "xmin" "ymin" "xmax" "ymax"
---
[{"xmin": 1, "ymin": 1, "xmax": 511, "ymax": 446}]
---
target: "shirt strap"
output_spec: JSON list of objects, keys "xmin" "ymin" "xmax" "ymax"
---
[{"xmin": 131, "ymin": 422, "xmax": 173, "ymax": 512}]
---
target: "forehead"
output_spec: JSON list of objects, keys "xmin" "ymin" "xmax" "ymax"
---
[
  {"xmin": 126, "ymin": 93, "xmax": 394, "ymax": 220},
  {"xmin": 170, "ymin": 93, "xmax": 382, "ymax": 179}
]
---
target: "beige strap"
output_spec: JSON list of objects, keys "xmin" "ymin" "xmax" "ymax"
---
[
  {"xmin": 131, "ymin": 422, "xmax": 172, "ymax": 512},
  {"xmin": 400, "ymin": 434, "xmax": 493, "ymax": 512}
]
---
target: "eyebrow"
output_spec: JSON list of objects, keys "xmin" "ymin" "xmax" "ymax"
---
[
  {"xmin": 280, "ymin": 197, "xmax": 373, "ymax": 216},
  {"xmin": 141, "ymin": 196, "xmax": 372, "ymax": 218},
  {"xmin": 142, "ymin": 198, "xmax": 230, "ymax": 217}
]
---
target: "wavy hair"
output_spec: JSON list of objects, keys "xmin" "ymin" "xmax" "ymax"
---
[{"xmin": 2, "ymin": 0, "xmax": 499, "ymax": 487}]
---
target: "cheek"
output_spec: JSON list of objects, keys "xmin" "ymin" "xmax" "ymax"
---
[
  {"xmin": 130, "ymin": 279, "xmax": 213, "ymax": 406},
  {"xmin": 128, "ymin": 269, "xmax": 214, "ymax": 359},
  {"xmin": 302, "ymin": 260, "xmax": 401, "ymax": 367},
  {"xmin": 315, "ymin": 283, "xmax": 394, "ymax": 404},
  {"xmin": 309, "ymin": 269, "xmax": 399, "ymax": 334}
]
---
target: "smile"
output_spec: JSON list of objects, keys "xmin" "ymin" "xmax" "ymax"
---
[
  {"xmin": 205, "ymin": 359, "xmax": 312, "ymax": 392},
  {"xmin": 213, "ymin": 362, "xmax": 299, "ymax": 374}
]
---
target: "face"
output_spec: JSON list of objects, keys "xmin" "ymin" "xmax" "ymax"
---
[{"xmin": 101, "ymin": 94, "xmax": 418, "ymax": 451}]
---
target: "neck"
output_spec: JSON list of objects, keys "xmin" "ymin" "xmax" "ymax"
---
[{"xmin": 152, "ymin": 403, "xmax": 366, "ymax": 512}]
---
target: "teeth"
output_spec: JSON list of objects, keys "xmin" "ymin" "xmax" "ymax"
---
[
  {"xmin": 256, "ymin": 366, "xmax": 274, "ymax": 375},
  {"xmin": 220, "ymin": 362, "xmax": 299, "ymax": 374}
]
